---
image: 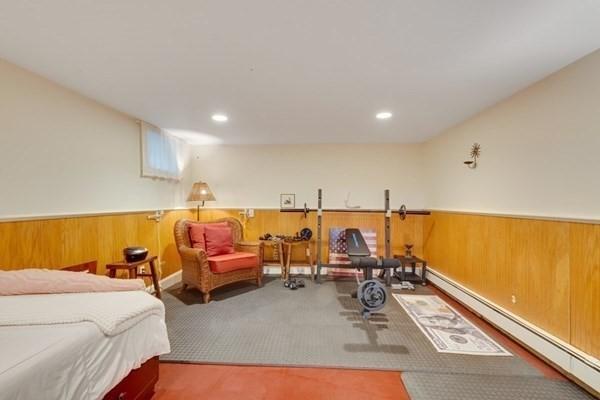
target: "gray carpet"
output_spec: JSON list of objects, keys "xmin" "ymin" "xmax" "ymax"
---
[
  {"xmin": 402, "ymin": 372, "xmax": 594, "ymax": 400},
  {"xmin": 161, "ymin": 278, "xmax": 540, "ymax": 377}
]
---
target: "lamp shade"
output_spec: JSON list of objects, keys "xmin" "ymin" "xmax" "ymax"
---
[{"xmin": 187, "ymin": 182, "xmax": 216, "ymax": 202}]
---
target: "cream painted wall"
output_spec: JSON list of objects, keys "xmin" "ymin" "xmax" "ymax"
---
[
  {"xmin": 190, "ymin": 144, "xmax": 425, "ymax": 210},
  {"xmin": 0, "ymin": 59, "xmax": 191, "ymax": 219},
  {"xmin": 423, "ymin": 49, "xmax": 600, "ymax": 220},
  {"xmin": 3, "ymin": 46, "xmax": 598, "ymax": 220}
]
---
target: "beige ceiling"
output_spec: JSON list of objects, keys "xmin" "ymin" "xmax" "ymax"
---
[{"xmin": 0, "ymin": 0, "xmax": 599, "ymax": 144}]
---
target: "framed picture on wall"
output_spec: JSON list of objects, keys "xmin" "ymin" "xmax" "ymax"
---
[{"xmin": 280, "ymin": 193, "xmax": 295, "ymax": 209}]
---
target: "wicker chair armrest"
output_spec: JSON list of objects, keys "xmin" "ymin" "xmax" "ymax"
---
[
  {"xmin": 235, "ymin": 241, "xmax": 263, "ymax": 253},
  {"xmin": 178, "ymin": 246, "xmax": 209, "ymax": 265},
  {"xmin": 235, "ymin": 241, "xmax": 264, "ymax": 265},
  {"xmin": 178, "ymin": 245, "xmax": 210, "ymax": 285}
]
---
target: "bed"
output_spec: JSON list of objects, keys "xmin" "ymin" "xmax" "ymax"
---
[{"xmin": 0, "ymin": 261, "xmax": 170, "ymax": 400}]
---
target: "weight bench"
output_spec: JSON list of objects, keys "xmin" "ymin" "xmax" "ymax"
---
[
  {"xmin": 346, "ymin": 228, "xmax": 401, "ymax": 275},
  {"xmin": 345, "ymin": 229, "xmax": 401, "ymax": 318}
]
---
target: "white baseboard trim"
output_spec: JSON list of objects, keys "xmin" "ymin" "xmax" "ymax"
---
[
  {"xmin": 427, "ymin": 267, "xmax": 600, "ymax": 394},
  {"xmin": 146, "ymin": 270, "xmax": 182, "ymax": 293}
]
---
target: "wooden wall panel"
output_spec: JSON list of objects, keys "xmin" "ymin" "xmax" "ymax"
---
[
  {"xmin": 0, "ymin": 208, "xmax": 422, "ymax": 277},
  {"xmin": 569, "ymin": 223, "xmax": 600, "ymax": 357},
  {"xmin": 0, "ymin": 210, "xmax": 194, "ymax": 278},
  {"xmin": 507, "ymin": 219, "xmax": 570, "ymax": 340},
  {"xmin": 424, "ymin": 211, "xmax": 598, "ymax": 357},
  {"xmin": 192, "ymin": 209, "xmax": 425, "ymax": 262},
  {"xmin": 2, "ymin": 207, "xmax": 597, "ymax": 359}
]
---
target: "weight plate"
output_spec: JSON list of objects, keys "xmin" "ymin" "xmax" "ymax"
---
[
  {"xmin": 357, "ymin": 279, "xmax": 386, "ymax": 312},
  {"xmin": 300, "ymin": 228, "xmax": 312, "ymax": 240}
]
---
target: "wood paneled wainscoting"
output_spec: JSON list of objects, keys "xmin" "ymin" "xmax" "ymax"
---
[
  {"xmin": 0, "ymin": 208, "xmax": 424, "ymax": 278},
  {"xmin": 0, "ymin": 209, "xmax": 195, "ymax": 278},
  {"xmin": 193, "ymin": 209, "xmax": 424, "ymax": 264},
  {"xmin": 423, "ymin": 211, "xmax": 600, "ymax": 360}
]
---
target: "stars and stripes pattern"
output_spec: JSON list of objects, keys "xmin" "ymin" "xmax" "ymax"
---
[{"xmin": 328, "ymin": 227, "xmax": 377, "ymax": 277}]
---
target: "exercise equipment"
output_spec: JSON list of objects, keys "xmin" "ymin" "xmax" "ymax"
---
[
  {"xmin": 356, "ymin": 280, "xmax": 387, "ymax": 318},
  {"xmin": 283, "ymin": 201, "xmax": 428, "ymax": 221},
  {"xmin": 345, "ymin": 227, "xmax": 399, "ymax": 318},
  {"xmin": 283, "ymin": 278, "xmax": 305, "ymax": 290},
  {"xmin": 299, "ymin": 228, "xmax": 312, "ymax": 240},
  {"xmin": 280, "ymin": 188, "xmax": 430, "ymax": 318},
  {"xmin": 299, "ymin": 189, "xmax": 430, "ymax": 284},
  {"xmin": 393, "ymin": 281, "xmax": 416, "ymax": 291}
]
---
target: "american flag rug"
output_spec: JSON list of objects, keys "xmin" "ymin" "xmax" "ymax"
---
[{"xmin": 328, "ymin": 227, "xmax": 377, "ymax": 277}]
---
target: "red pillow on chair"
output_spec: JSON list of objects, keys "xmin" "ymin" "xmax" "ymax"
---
[
  {"xmin": 188, "ymin": 222, "xmax": 228, "ymax": 250},
  {"xmin": 204, "ymin": 225, "xmax": 235, "ymax": 256}
]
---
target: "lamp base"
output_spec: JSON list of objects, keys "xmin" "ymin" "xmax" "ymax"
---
[{"xmin": 196, "ymin": 201, "xmax": 206, "ymax": 221}]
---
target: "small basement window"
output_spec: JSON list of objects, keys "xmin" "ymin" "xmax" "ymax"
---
[{"xmin": 140, "ymin": 121, "xmax": 185, "ymax": 180}]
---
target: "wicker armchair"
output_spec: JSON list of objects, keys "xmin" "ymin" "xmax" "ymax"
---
[{"xmin": 174, "ymin": 218, "xmax": 263, "ymax": 303}]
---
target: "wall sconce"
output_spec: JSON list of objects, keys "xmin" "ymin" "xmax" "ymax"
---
[{"xmin": 464, "ymin": 143, "xmax": 481, "ymax": 169}]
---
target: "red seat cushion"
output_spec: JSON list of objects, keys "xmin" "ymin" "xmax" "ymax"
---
[
  {"xmin": 204, "ymin": 225, "xmax": 235, "ymax": 256},
  {"xmin": 207, "ymin": 252, "xmax": 259, "ymax": 273},
  {"xmin": 188, "ymin": 222, "xmax": 228, "ymax": 250}
]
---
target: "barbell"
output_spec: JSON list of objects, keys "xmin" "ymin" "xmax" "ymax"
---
[{"xmin": 280, "ymin": 202, "xmax": 430, "ymax": 220}]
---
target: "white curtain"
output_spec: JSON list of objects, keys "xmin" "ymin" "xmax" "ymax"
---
[{"xmin": 140, "ymin": 122, "xmax": 185, "ymax": 180}]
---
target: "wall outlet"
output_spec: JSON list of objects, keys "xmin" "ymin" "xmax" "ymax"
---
[
  {"xmin": 247, "ymin": 208, "xmax": 255, "ymax": 218},
  {"xmin": 511, "ymin": 295, "xmax": 517, "ymax": 304}
]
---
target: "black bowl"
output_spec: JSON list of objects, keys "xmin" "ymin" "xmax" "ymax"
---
[{"xmin": 123, "ymin": 247, "xmax": 149, "ymax": 262}]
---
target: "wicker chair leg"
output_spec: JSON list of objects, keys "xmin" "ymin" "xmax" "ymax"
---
[
  {"xmin": 179, "ymin": 283, "xmax": 188, "ymax": 294},
  {"xmin": 202, "ymin": 292, "xmax": 211, "ymax": 304},
  {"xmin": 257, "ymin": 275, "xmax": 262, "ymax": 287}
]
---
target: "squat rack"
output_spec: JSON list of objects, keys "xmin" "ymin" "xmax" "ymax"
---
[{"xmin": 281, "ymin": 189, "xmax": 430, "ymax": 283}]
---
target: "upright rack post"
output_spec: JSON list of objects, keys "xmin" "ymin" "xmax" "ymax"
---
[
  {"xmin": 316, "ymin": 188, "xmax": 323, "ymax": 283},
  {"xmin": 384, "ymin": 189, "xmax": 392, "ymax": 286}
]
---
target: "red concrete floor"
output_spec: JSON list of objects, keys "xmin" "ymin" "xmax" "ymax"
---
[
  {"xmin": 153, "ymin": 364, "xmax": 410, "ymax": 400},
  {"xmin": 152, "ymin": 283, "xmax": 567, "ymax": 400}
]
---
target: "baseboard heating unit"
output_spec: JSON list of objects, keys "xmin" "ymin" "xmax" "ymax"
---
[{"xmin": 427, "ymin": 267, "xmax": 599, "ymax": 395}]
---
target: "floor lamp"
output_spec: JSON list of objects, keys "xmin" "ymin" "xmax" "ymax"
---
[{"xmin": 187, "ymin": 181, "xmax": 216, "ymax": 221}]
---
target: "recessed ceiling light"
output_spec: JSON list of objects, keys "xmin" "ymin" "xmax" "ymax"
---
[
  {"xmin": 211, "ymin": 113, "xmax": 228, "ymax": 122},
  {"xmin": 375, "ymin": 111, "xmax": 392, "ymax": 120}
]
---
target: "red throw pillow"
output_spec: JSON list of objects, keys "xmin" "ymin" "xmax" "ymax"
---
[
  {"xmin": 188, "ymin": 222, "xmax": 228, "ymax": 250},
  {"xmin": 204, "ymin": 225, "xmax": 235, "ymax": 256}
]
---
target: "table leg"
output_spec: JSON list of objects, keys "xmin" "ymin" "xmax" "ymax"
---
[
  {"xmin": 108, "ymin": 268, "xmax": 116, "ymax": 278},
  {"xmin": 285, "ymin": 243, "xmax": 292, "ymax": 280},
  {"xmin": 422, "ymin": 262, "xmax": 428, "ymax": 286},
  {"xmin": 278, "ymin": 242, "xmax": 286, "ymax": 280},
  {"xmin": 149, "ymin": 259, "xmax": 162, "ymax": 298},
  {"xmin": 129, "ymin": 266, "xmax": 137, "ymax": 279},
  {"xmin": 307, "ymin": 243, "xmax": 315, "ymax": 281},
  {"xmin": 401, "ymin": 261, "xmax": 406, "ymax": 281}
]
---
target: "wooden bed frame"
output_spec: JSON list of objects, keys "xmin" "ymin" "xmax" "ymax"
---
[{"xmin": 62, "ymin": 261, "xmax": 160, "ymax": 400}]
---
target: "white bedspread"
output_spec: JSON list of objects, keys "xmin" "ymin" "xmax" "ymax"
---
[
  {"xmin": 0, "ymin": 290, "xmax": 164, "ymax": 336},
  {"xmin": 0, "ymin": 291, "xmax": 171, "ymax": 400},
  {"xmin": 0, "ymin": 316, "xmax": 170, "ymax": 400}
]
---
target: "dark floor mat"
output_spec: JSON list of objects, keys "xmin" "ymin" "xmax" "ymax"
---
[
  {"xmin": 401, "ymin": 372, "xmax": 594, "ymax": 400},
  {"xmin": 161, "ymin": 278, "xmax": 540, "ymax": 377}
]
